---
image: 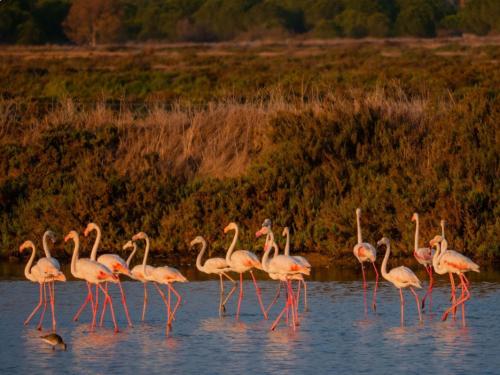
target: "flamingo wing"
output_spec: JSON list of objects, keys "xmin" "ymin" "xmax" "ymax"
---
[
  {"xmin": 36, "ymin": 257, "xmax": 61, "ymax": 276},
  {"xmin": 204, "ymin": 257, "xmax": 229, "ymax": 271},
  {"xmin": 441, "ymin": 250, "xmax": 480, "ymax": 273},
  {"xmin": 388, "ymin": 266, "xmax": 421, "ymax": 288}
]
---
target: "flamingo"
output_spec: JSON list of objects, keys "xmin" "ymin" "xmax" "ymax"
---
[
  {"xmin": 224, "ymin": 222, "xmax": 268, "ymax": 321},
  {"xmin": 20, "ymin": 239, "xmax": 66, "ymax": 331},
  {"xmin": 411, "ymin": 213, "xmax": 435, "ymax": 311},
  {"xmin": 83, "ymin": 223, "xmax": 133, "ymax": 327},
  {"xmin": 65, "ymin": 230, "xmax": 119, "ymax": 332},
  {"xmin": 353, "ymin": 208, "xmax": 379, "ymax": 312},
  {"xmin": 127, "ymin": 232, "xmax": 156, "ymax": 321},
  {"xmin": 378, "ymin": 237, "xmax": 422, "ymax": 325},
  {"xmin": 192, "ymin": 236, "xmax": 237, "ymax": 317},
  {"xmin": 429, "ymin": 235, "xmax": 479, "ymax": 326},
  {"xmin": 282, "ymin": 226, "xmax": 311, "ymax": 311}
]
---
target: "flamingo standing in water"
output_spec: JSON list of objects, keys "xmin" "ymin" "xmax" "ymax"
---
[
  {"xmin": 20, "ymin": 238, "xmax": 65, "ymax": 331},
  {"xmin": 83, "ymin": 223, "xmax": 133, "ymax": 327},
  {"xmin": 411, "ymin": 213, "xmax": 434, "ymax": 311},
  {"xmin": 378, "ymin": 237, "xmax": 422, "ymax": 325},
  {"xmin": 353, "ymin": 208, "xmax": 378, "ymax": 312},
  {"xmin": 429, "ymin": 235, "xmax": 479, "ymax": 326},
  {"xmin": 192, "ymin": 236, "xmax": 237, "ymax": 317},
  {"xmin": 66, "ymin": 230, "xmax": 119, "ymax": 332},
  {"xmin": 224, "ymin": 222, "xmax": 268, "ymax": 321},
  {"xmin": 127, "ymin": 232, "xmax": 156, "ymax": 321},
  {"xmin": 282, "ymin": 226, "xmax": 311, "ymax": 311}
]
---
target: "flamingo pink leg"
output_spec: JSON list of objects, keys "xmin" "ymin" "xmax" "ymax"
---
[
  {"xmin": 153, "ymin": 283, "xmax": 170, "ymax": 334},
  {"xmin": 266, "ymin": 281, "xmax": 282, "ymax": 315},
  {"xmin": 449, "ymin": 273, "xmax": 457, "ymax": 319},
  {"xmin": 361, "ymin": 263, "xmax": 367, "ymax": 315},
  {"xmin": 250, "ymin": 271, "xmax": 268, "ymax": 320},
  {"xmin": 442, "ymin": 274, "xmax": 470, "ymax": 325},
  {"xmin": 295, "ymin": 280, "xmax": 301, "ymax": 319},
  {"xmin": 98, "ymin": 284, "xmax": 119, "ymax": 333},
  {"xmin": 167, "ymin": 283, "xmax": 182, "ymax": 325},
  {"xmin": 37, "ymin": 282, "xmax": 48, "ymax": 330},
  {"xmin": 73, "ymin": 282, "xmax": 94, "ymax": 322},
  {"xmin": 142, "ymin": 282, "xmax": 148, "ymax": 321},
  {"xmin": 271, "ymin": 280, "xmax": 295, "ymax": 331},
  {"xmin": 421, "ymin": 266, "xmax": 434, "ymax": 311},
  {"xmin": 235, "ymin": 273, "xmax": 244, "ymax": 321},
  {"xmin": 288, "ymin": 280, "xmax": 296, "ymax": 330},
  {"xmin": 371, "ymin": 261, "xmax": 379, "ymax": 311},
  {"xmin": 302, "ymin": 280, "xmax": 308, "ymax": 312},
  {"xmin": 221, "ymin": 272, "xmax": 237, "ymax": 311},
  {"xmin": 99, "ymin": 282, "xmax": 109, "ymax": 327},
  {"xmin": 48, "ymin": 281, "xmax": 56, "ymax": 332},
  {"xmin": 117, "ymin": 278, "xmax": 133, "ymax": 327},
  {"xmin": 399, "ymin": 288, "xmax": 405, "ymax": 326},
  {"xmin": 409, "ymin": 287, "xmax": 422, "ymax": 322},
  {"xmin": 25, "ymin": 282, "xmax": 43, "ymax": 326},
  {"xmin": 91, "ymin": 284, "xmax": 99, "ymax": 331}
]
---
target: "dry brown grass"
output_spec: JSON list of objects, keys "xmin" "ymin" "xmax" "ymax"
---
[{"xmin": 0, "ymin": 87, "xmax": 434, "ymax": 178}]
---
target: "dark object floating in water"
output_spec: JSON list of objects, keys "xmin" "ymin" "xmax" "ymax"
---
[{"xmin": 40, "ymin": 333, "xmax": 67, "ymax": 351}]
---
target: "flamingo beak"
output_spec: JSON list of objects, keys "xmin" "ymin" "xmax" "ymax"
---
[{"xmin": 64, "ymin": 234, "xmax": 71, "ymax": 242}]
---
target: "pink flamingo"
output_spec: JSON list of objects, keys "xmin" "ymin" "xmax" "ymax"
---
[
  {"xmin": 20, "ymin": 239, "xmax": 66, "ymax": 331},
  {"xmin": 378, "ymin": 237, "xmax": 422, "ymax": 325},
  {"xmin": 282, "ymin": 226, "xmax": 311, "ymax": 311},
  {"xmin": 66, "ymin": 230, "xmax": 119, "ymax": 332},
  {"xmin": 353, "ymin": 208, "xmax": 378, "ymax": 312},
  {"xmin": 83, "ymin": 223, "xmax": 133, "ymax": 327},
  {"xmin": 429, "ymin": 235, "xmax": 479, "ymax": 326},
  {"xmin": 192, "ymin": 236, "xmax": 237, "ymax": 317},
  {"xmin": 127, "ymin": 232, "xmax": 156, "ymax": 321},
  {"xmin": 224, "ymin": 222, "xmax": 268, "ymax": 321},
  {"xmin": 411, "ymin": 213, "xmax": 435, "ymax": 311}
]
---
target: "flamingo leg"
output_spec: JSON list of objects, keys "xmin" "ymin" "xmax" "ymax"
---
[
  {"xmin": 167, "ymin": 285, "xmax": 172, "ymax": 323},
  {"xmin": 98, "ymin": 284, "xmax": 119, "ymax": 333},
  {"xmin": 409, "ymin": 287, "xmax": 422, "ymax": 322},
  {"xmin": 361, "ymin": 263, "xmax": 367, "ymax": 315},
  {"xmin": 24, "ymin": 282, "xmax": 43, "ymax": 326},
  {"xmin": 288, "ymin": 280, "xmax": 296, "ymax": 330},
  {"xmin": 449, "ymin": 273, "xmax": 457, "ymax": 319},
  {"xmin": 271, "ymin": 282, "xmax": 293, "ymax": 331},
  {"xmin": 236, "ymin": 273, "xmax": 244, "ymax": 321},
  {"xmin": 221, "ymin": 272, "xmax": 237, "ymax": 311},
  {"xmin": 421, "ymin": 266, "xmax": 433, "ymax": 311},
  {"xmin": 153, "ymin": 283, "xmax": 170, "ymax": 335},
  {"xmin": 48, "ymin": 281, "xmax": 56, "ymax": 332},
  {"xmin": 91, "ymin": 284, "xmax": 99, "ymax": 331},
  {"xmin": 371, "ymin": 261, "xmax": 379, "ymax": 311},
  {"xmin": 167, "ymin": 283, "xmax": 182, "ymax": 325},
  {"xmin": 117, "ymin": 278, "xmax": 133, "ymax": 327},
  {"xmin": 37, "ymin": 282, "xmax": 48, "ymax": 330},
  {"xmin": 219, "ymin": 274, "xmax": 224, "ymax": 317},
  {"xmin": 73, "ymin": 282, "xmax": 94, "ymax": 322},
  {"xmin": 296, "ymin": 280, "xmax": 301, "ymax": 320},
  {"xmin": 99, "ymin": 282, "xmax": 108, "ymax": 327},
  {"xmin": 141, "ymin": 282, "xmax": 148, "ymax": 321},
  {"xmin": 302, "ymin": 280, "xmax": 308, "ymax": 312},
  {"xmin": 265, "ymin": 281, "xmax": 282, "ymax": 315},
  {"xmin": 250, "ymin": 270, "xmax": 268, "ymax": 320},
  {"xmin": 399, "ymin": 288, "xmax": 405, "ymax": 326},
  {"xmin": 442, "ymin": 274, "xmax": 470, "ymax": 325}
]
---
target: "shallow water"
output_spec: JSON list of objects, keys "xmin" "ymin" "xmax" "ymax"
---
[{"xmin": 1, "ymin": 265, "xmax": 500, "ymax": 375}]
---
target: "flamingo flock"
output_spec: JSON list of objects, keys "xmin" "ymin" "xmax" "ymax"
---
[{"xmin": 19, "ymin": 210, "xmax": 480, "ymax": 338}]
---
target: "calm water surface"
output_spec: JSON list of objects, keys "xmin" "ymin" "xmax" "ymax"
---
[{"xmin": 1, "ymin": 263, "xmax": 500, "ymax": 375}]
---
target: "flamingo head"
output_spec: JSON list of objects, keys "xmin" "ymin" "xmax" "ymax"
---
[
  {"xmin": 132, "ymin": 232, "xmax": 147, "ymax": 241},
  {"xmin": 123, "ymin": 240, "xmax": 134, "ymax": 250},
  {"xmin": 64, "ymin": 231, "xmax": 78, "ymax": 243},
  {"xmin": 411, "ymin": 212, "xmax": 418, "ymax": 222},
  {"xmin": 282, "ymin": 227, "xmax": 289, "ymax": 237},
  {"xmin": 83, "ymin": 222, "xmax": 98, "ymax": 237},
  {"xmin": 429, "ymin": 235, "xmax": 443, "ymax": 247},
  {"xmin": 255, "ymin": 226, "xmax": 269, "ymax": 238},
  {"xmin": 356, "ymin": 207, "xmax": 361, "ymax": 216},
  {"xmin": 190, "ymin": 236, "xmax": 205, "ymax": 247},
  {"xmin": 440, "ymin": 219, "xmax": 445, "ymax": 226},
  {"xmin": 223, "ymin": 222, "xmax": 237, "ymax": 234},
  {"xmin": 19, "ymin": 240, "xmax": 35, "ymax": 253},
  {"xmin": 377, "ymin": 237, "xmax": 390, "ymax": 247},
  {"xmin": 116, "ymin": 263, "xmax": 131, "ymax": 276},
  {"xmin": 54, "ymin": 272, "xmax": 67, "ymax": 282},
  {"xmin": 44, "ymin": 230, "xmax": 57, "ymax": 243}
]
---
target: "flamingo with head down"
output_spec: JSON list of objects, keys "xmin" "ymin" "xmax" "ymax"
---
[
  {"xmin": 20, "ymin": 238, "xmax": 66, "ymax": 331},
  {"xmin": 65, "ymin": 230, "xmax": 119, "ymax": 332},
  {"xmin": 353, "ymin": 208, "xmax": 379, "ymax": 313},
  {"xmin": 192, "ymin": 236, "xmax": 237, "ymax": 317},
  {"xmin": 224, "ymin": 222, "xmax": 268, "ymax": 321},
  {"xmin": 378, "ymin": 237, "xmax": 422, "ymax": 326}
]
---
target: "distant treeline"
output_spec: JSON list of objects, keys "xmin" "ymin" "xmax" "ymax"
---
[{"xmin": 1, "ymin": 0, "xmax": 499, "ymax": 45}]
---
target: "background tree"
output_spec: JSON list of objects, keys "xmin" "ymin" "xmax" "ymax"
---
[{"xmin": 63, "ymin": 0, "xmax": 123, "ymax": 46}]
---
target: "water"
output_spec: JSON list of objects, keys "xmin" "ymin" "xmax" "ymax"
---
[{"xmin": 1, "ymin": 264, "xmax": 500, "ymax": 375}]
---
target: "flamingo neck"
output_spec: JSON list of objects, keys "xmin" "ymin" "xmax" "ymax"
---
[
  {"xmin": 70, "ymin": 236, "xmax": 80, "ymax": 277},
  {"xmin": 261, "ymin": 238, "xmax": 273, "ymax": 272},
  {"xmin": 126, "ymin": 244, "xmax": 137, "ymax": 268},
  {"xmin": 89, "ymin": 225, "xmax": 101, "ymax": 261},
  {"xmin": 42, "ymin": 231, "xmax": 52, "ymax": 258},
  {"xmin": 142, "ymin": 235, "xmax": 150, "ymax": 274},
  {"xmin": 225, "ymin": 226, "xmax": 238, "ymax": 265},
  {"xmin": 195, "ymin": 240, "xmax": 207, "ymax": 272},
  {"xmin": 356, "ymin": 210, "xmax": 362, "ymax": 244},
  {"xmin": 24, "ymin": 242, "xmax": 36, "ymax": 281},
  {"xmin": 441, "ymin": 221, "xmax": 446, "ymax": 239},
  {"xmin": 381, "ymin": 242, "xmax": 390, "ymax": 280},
  {"xmin": 414, "ymin": 215, "xmax": 419, "ymax": 251},
  {"xmin": 284, "ymin": 228, "xmax": 290, "ymax": 256},
  {"xmin": 432, "ymin": 242, "xmax": 443, "ymax": 274}
]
